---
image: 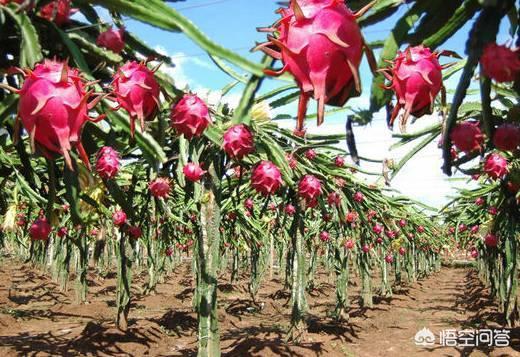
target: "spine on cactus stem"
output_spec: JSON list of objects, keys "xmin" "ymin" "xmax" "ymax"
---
[{"xmin": 196, "ymin": 163, "xmax": 221, "ymax": 356}]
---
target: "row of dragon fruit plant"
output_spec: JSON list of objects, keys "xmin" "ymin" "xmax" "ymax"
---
[{"xmin": 1, "ymin": 0, "xmax": 519, "ymax": 354}]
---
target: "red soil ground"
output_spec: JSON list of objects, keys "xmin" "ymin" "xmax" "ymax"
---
[{"xmin": 0, "ymin": 259, "xmax": 518, "ymax": 356}]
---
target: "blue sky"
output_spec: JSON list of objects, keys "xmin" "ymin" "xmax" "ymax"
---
[{"xmin": 111, "ymin": 0, "xmax": 514, "ymax": 208}]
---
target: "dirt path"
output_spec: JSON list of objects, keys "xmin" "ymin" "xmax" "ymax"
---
[{"xmin": 0, "ymin": 259, "xmax": 517, "ymax": 356}]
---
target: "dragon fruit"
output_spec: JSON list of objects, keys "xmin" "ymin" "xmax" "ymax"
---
[
  {"xmin": 183, "ymin": 163, "xmax": 206, "ymax": 182},
  {"xmin": 149, "ymin": 178, "xmax": 171, "ymax": 198},
  {"xmin": 171, "ymin": 94, "xmax": 212, "ymax": 140},
  {"xmin": 112, "ymin": 61, "xmax": 160, "ymax": 136},
  {"xmin": 223, "ymin": 124, "xmax": 255, "ymax": 159},
  {"xmin": 488, "ymin": 206, "xmax": 498, "ymax": 215},
  {"xmin": 0, "ymin": 0, "xmax": 23, "ymax": 5},
  {"xmin": 257, "ymin": 0, "xmax": 374, "ymax": 131},
  {"xmin": 268, "ymin": 202, "xmax": 277, "ymax": 211},
  {"xmin": 382, "ymin": 46, "xmax": 444, "ymax": 129},
  {"xmin": 398, "ymin": 219, "xmax": 407, "ymax": 228},
  {"xmin": 96, "ymin": 146, "xmax": 121, "ymax": 180},
  {"xmin": 286, "ymin": 154, "xmax": 298, "ymax": 169},
  {"xmin": 334, "ymin": 156, "xmax": 345, "ymax": 168},
  {"xmin": 128, "ymin": 225, "xmax": 142, "ymax": 239},
  {"xmin": 345, "ymin": 211, "xmax": 358, "ymax": 223},
  {"xmin": 57, "ymin": 227, "xmax": 68, "ymax": 238},
  {"xmin": 493, "ymin": 124, "xmax": 520, "ymax": 152},
  {"xmin": 385, "ymin": 254, "xmax": 394, "ymax": 264},
  {"xmin": 470, "ymin": 248, "xmax": 479, "ymax": 259},
  {"xmin": 483, "ymin": 153, "xmax": 509, "ymax": 180},
  {"xmin": 112, "ymin": 210, "xmax": 127, "ymax": 226},
  {"xmin": 319, "ymin": 231, "xmax": 330, "ymax": 242},
  {"xmin": 345, "ymin": 239, "xmax": 355, "ymax": 250},
  {"xmin": 484, "ymin": 233, "xmax": 498, "ymax": 247},
  {"xmin": 376, "ymin": 237, "xmax": 383, "ymax": 244},
  {"xmin": 251, "ymin": 161, "xmax": 282, "ymax": 196},
  {"xmin": 475, "ymin": 197, "xmax": 485, "ymax": 206},
  {"xmin": 470, "ymin": 225, "xmax": 480, "ymax": 234},
  {"xmin": 16, "ymin": 60, "xmax": 97, "ymax": 169},
  {"xmin": 29, "ymin": 217, "xmax": 51, "ymax": 241},
  {"xmin": 327, "ymin": 192, "xmax": 341, "ymax": 207},
  {"xmin": 458, "ymin": 224, "xmax": 467, "ymax": 233},
  {"xmin": 97, "ymin": 27, "xmax": 125, "ymax": 54},
  {"xmin": 305, "ymin": 149, "xmax": 316, "ymax": 161},
  {"xmin": 481, "ymin": 43, "xmax": 520, "ymax": 83},
  {"xmin": 451, "ymin": 121, "xmax": 484, "ymax": 153},
  {"xmin": 39, "ymin": 0, "xmax": 72, "ymax": 26},
  {"xmin": 244, "ymin": 198, "xmax": 254, "ymax": 210},
  {"xmin": 298, "ymin": 174, "xmax": 322, "ymax": 202},
  {"xmin": 362, "ymin": 244, "xmax": 370, "ymax": 253},
  {"xmin": 398, "ymin": 247, "xmax": 406, "ymax": 256},
  {"xmin": 417, "ymin": 225, "xmax": 425, "ymax": 233},
  {"xmin": 322, "ymin": 212, "xmax": 332, "ymax": 222},
  {"xmin": 353, "ymin": 191, "xmax": 364, "ymax": 203},
  {"xmin": 285, "ymin": 204, "xmax": 296, "ymax": 216},
  {"xmin": 372, "ymin": 223, "xmax": 383, "ymax": 235}
]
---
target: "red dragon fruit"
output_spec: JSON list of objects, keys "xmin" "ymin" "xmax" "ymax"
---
[
  {"xmin": 483, "ymin": 153, "xmax": 509, "ymax": 180},
  {"xmin": 484, "ymin": 233, "xmax": 498, "ymax": 247},
  {"xmin": 372, "ymin": 223, "xmax": 383, "ymax": 235},
  {"xmin": 493, "ymin": 124, "xmax": 520, "ymax": 152},
  {"xmin": 417, "ymin": 225, "xmax": 425, "ymax": 233},
  {"xmin": 475, "ymin": 197, "xmax": 485, "ymax": 206},
  {"xmin": 458, "ymin": 224, "xmax": 467, "ymax": 233},
  {"xmin": 257, "ymin": 0, "xmax": 374, "ymax": 132},
  {"xmin": 398, "ymin": 219, "xmax": 407, "ymax": 228},
  {"xmin": 385, "ymin": 254, "xmax": 394, "ymax": 264},
  {"xmin": 362, "ymin": 244, "xmax": 370, "ymax": 253},
  {"xmin": 244, "ymin": 198, "xmax": 254, "ymax": 211},
  {"xmin": 386, "ymin": 230, "xmax": 396, "ymax": 240},
  {"xmin": 268, "ymin": 202, "xmax": 277, "ymax": 211},
  {"xmin": 222, "ymin": 124, "xmax": 255, "ymax": 159},
  {"xmin": 285, "ymin": 204, "xmax": 296, "ymax": 216},
  {"xmin": 345, "ymin": 211, "xmax": 358, "ymax": 223},
  {"xmin": 344, "ymin": 239, "xmax": 355, "ymax": 250},
  {"xmin": 488, "ymin": 206, "xmax": 498, "ymax": 215},
  {"xmin": 450, "ymin": 121, "xmax": 484, "ymax": 153},
  {"xmin": 171, "ymin": 94, "xmax": 212, "ymax": 140},
  {"xmin": 334, "ymin": 156, "xmax": 345, "ymax": 168},
  {"xmin": 286, "ymin": 154, "xmax": 298, "ymax": 169},
  {"xmin": 112, "ymin": 210, "xmax": 127, "ymax": 226},
  {"xmin": 376, "ymin": 237, "xmax": 383, "ymax": 244},
  {"xmin": 57, "ymin": 227, "xmax": 68, "ymax": 238},
  {"xmin": 382, "ymin": 45, "xmax": 446, "ymax": 129},
  {"xmin": 470, "ymin": 225, "xmax": 480, "ymax": 234},
  {"xmin": 322, "ymin": 213, "xmax": 332, "ymax": 222},
  {"xmin": 327, "ymin": 192, "xmax": 341, "ymax": 207},
  {"xmin": 251, "ymin": 161, "xmax": 283, "ymax": 196},
  {"xmin": 353, "ymin": 191, "xmax": 364, "ymax": 203},
  {"xmin": 96, "ymin": 146, "xmax": 121, "ymax": 180},
  {"xmin": 183, "ymin": 163, "xmax": 206, "ymax": 182},
  {"xmin": 367, "ymin": 209, "xmax": 377, "ymax": 221},
  {"xmin": 298, "ymin": 174, "xmax": 322, "ymax": 202},
  {"xmin": 39, "ymin": 0, "xmax": 72, "ymax": 26},
  {"xmin": 127, "ymin": 225, "xmax": 142, "ymax": 239},
  {"xmin": 398, "ymin": 247, "xmax": 406, "ymax": 256},
  {"xmin": 29, "ymin": 217, "xmax": 51, "ymax": 241},
  {"xmin": 319, "ymin": 231, "xmax": 330, "ymax": 242},
  {"xmin": 305, "ymin": 149, "xmax": 316, "ymax": 161},
  {"xmin": 149, "ymin": 178, "xmax": 171, "ymax": 198},
  {"xmin": 481, "ymin": 43, "xmax": 520, "ymax": 83},
  {"xmin": 470, "ymin": 248, "xmax": 479, "ymax": 259},
  {"xmin": 0, "ymin": 0, "xmax": 24, "ymax": 5},
  {"xmin": 97, "ymin": 27, "xmax": 125, "ymax": 54},
  {"xmin": 16, "ymin": 59, "xmax": 98, "ymax": 169},
  {"xmin": 112, "ymin": 61, "xmax": 160, "ymax": 136}
]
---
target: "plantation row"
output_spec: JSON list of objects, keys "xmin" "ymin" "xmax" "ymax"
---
[{"xmin": 1, "ymin": 0, "xmax": 519, "ymax": 355}]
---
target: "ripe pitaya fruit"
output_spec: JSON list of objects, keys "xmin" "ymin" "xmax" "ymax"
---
[
  {"xmin": 251, "ymin": 161, "xmax": 283, "ymax": 196},
  {"xmin": 286, "ymin": 154, "xmax": 298, "ymax": 169},
  {"xmin": 345, "ymin": 211, "xmax": 358, "ymax": 223},
  {"xmin": 39, "ymin": 0, "xmax": 72, "ymax": 26},
  {"xmin": 362, "ymin": 244, "xmax": 370, "ymax": 253},
  {"xmin": 285, "ymin": 204, "xmax": 296, "ymax": 216},
  {"xmin": 376, "ymin": 237, "xmax": 383, "ymax": 244},
  {"xmin": 257, "ymin": 0, "xmax": 374, "ymax": 131},
  {"xmin": 244, "ymin": 198, "xmax": 254, "ymax": 210},
  {"xmin": 327, "ymin": 192, "xmax": 341, "ymax": 207},
  {"xmin": 367, "ymin": 210, "xmax": 377, "ymax": 221},
  {"xmin": 183, "ymin": 163, "xmax": 206, "ymax": 182},
  {"xmin": 483, "ymin": 153, "xmax": 509, "ymax": 180},
  {"xmin": 16, "ymin": 60, "xmax": 98, "ymax": 169},
  {"xmin": 97, "ymin": 27, "xmax": 125, "ymax": 54},
  {"xmin": 298, "ymin": 174, "xmax": 322, "ymax": 202},
  {"xmin": 386, "ymin": 230, "xmax": 396, "ymax": 239},
  {"xmin": 353, "ymin": 191, "xmax": 364, "ymax": 203},
  {"xmin": 475, "ymin": 197, "xmax": 485, "ymax": 206},
  {"xmin": 398, "ymin": 247, "xmax": 406, "ymax": 256},
  {"xmin": 470, "ymin": 248, "xmax": 479, "ymax": 259},
  {"xmin": 345, "ymin": 239, "xmax": 355, "ymax": 250},
  {"xmin": 372, "ymin": 223, "xmax": 383, "ymax": 235},
  {"xmin": 493, "ymin": 124, "xmax": 520, "ymax": 152},
  {"xmin": 450, "ymin": 121, "xmax": 484, "ymax": 153},
  {"xmin": 385, "ymin": 254, "xmax": 394, "ymax": 264},
  {"xmin": 319, "ymin": 231, "xmax": 330, "ymax": 242},
  {"xmin": 470, "ymin": 225, "xmax": 480, "ymax": 234},
  {"xmin": 149, "ymin": 178, "xmax": 171, "ymax": 198},
  {"xmin": 382, "ymin": 45, "xmax": 446, "ymax": 129},
  {"xmin": 112, "ymin": 210, "xmax": 127, "ymax": 226},
  {"xmin": 223, "ymin": 124, "xmax": 255, "ymax": 159},
  {"xmin": 417, "ymin": 225, "xmax": 425, "ymax": 233},
  {"xmin": 0, "ymin": 0, "xmax": 23, "ymax": 5},
  {"xmin": 128, "ymin": 225, "xmax": 142, "ymax": 239},
  {"xmin": 488, "ymin": 206, "xmax": 498, "ymax": 215},
  {"xmin": 29, "ymin": 217, "xmax": 51, "ymax": 241},
  {"xmin": 96, "ymin": 146, "xmax": 121, "ymax": 180},
  {"xmin": 112, "ymin": 61, "xmax": 160, "ymax": 136},
  {"xmin": 57, "ymin": 227, "xmax": 68, "ymax": 238},
  {"xmin": 171, "ymin": 94, "xmax": 212, "ymax": 140},
  {"xmin": 484, "ymin": 233, "xmax": 498, "ymax": 247},
  {"xmin": 398, "ymin": 219, "xmax": 407, "ymax": 228},
  {"xmin": 334, "ymin": 156, "xmax": 345, "ymax": 168},
  {"xmin": 481, "ymin": 43, "xmax": 520, "ymax": 83},
  {"xmin": 305, "ymin": 149, "xmax": 316, "ymax": 161},
  {"xmin": 458, "ymin": 224, "xmax": 467, "ymax": 233}
]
